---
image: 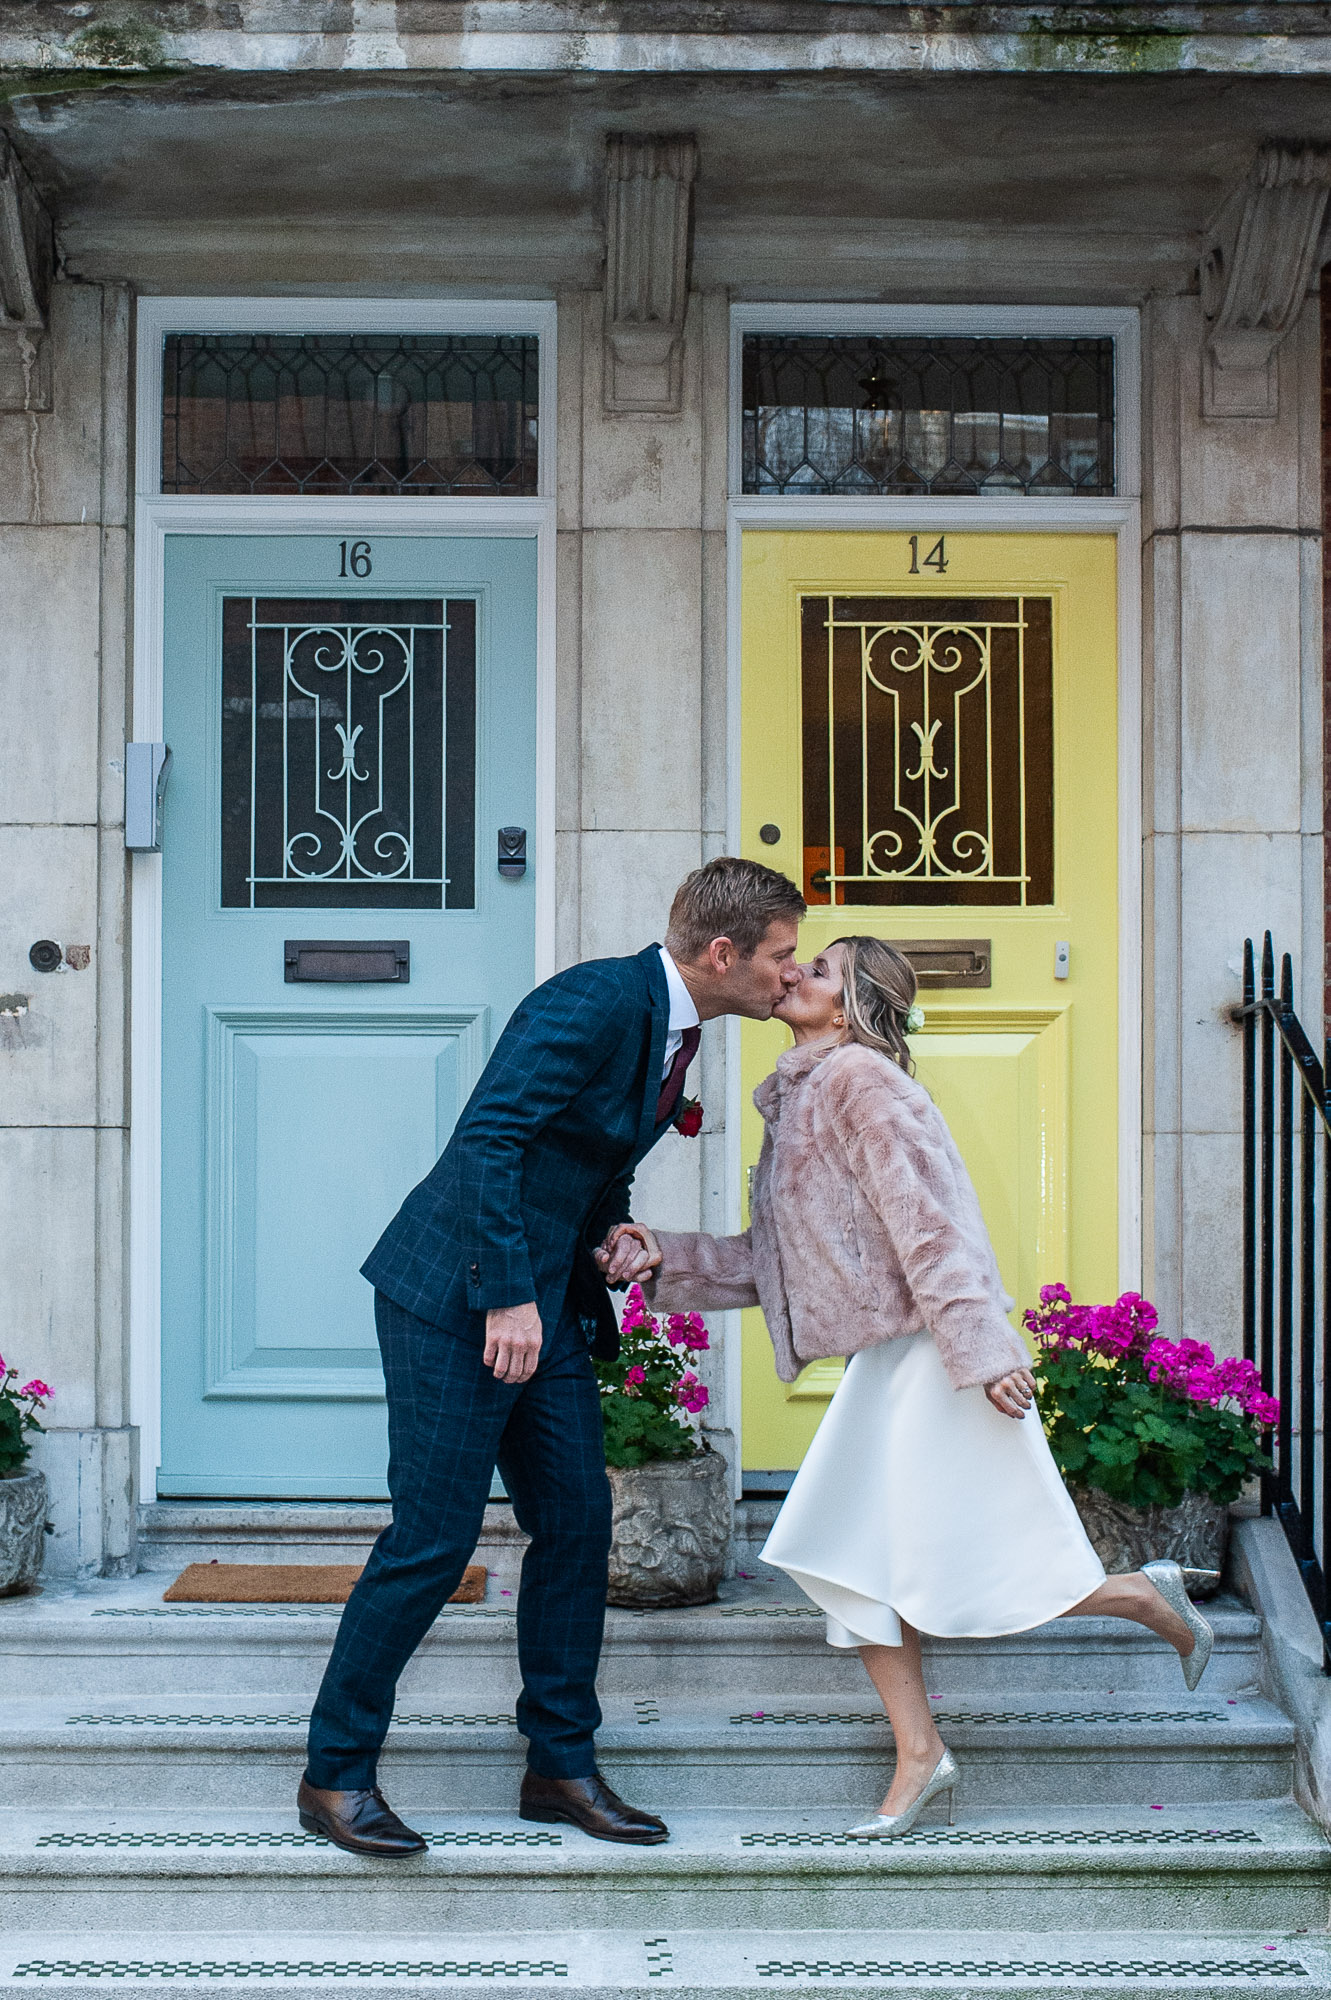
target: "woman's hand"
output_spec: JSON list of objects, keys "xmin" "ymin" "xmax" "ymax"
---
[
  {"xmin": 595, "ymin": 1222, "xmax": 662, "ymax": 1287},
  {"xmin": 985, "ymin": 1366, "xmax": 1036, "ymax": 1419}
]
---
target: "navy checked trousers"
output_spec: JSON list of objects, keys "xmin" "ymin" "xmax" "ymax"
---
[{"xmin": 305, "ymin": 1291, "xmax": 613, "ymax": 1789}]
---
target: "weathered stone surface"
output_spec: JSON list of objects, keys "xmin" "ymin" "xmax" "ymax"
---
[
  {"xmin": 1071, "ymin": 1484, "xmax": 1229, "ymax": 1595},
  {"xmin": 607, "ymin": 1445, "xmax": 730, "ymax": 1607},
  {"xmin": 0, "ymin": 1469, "xmax": 47, "ymax": 1594}
]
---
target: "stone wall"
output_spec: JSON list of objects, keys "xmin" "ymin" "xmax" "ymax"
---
[
  {"xmin": 2, "ymin": 264, "xmax": 1322, "ymax": 1568},
  {"xmin": 0, "ymin": 279, "xmax": 136, "ymax": 1575}
]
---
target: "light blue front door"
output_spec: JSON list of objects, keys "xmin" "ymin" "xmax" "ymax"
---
[{"xmin": 158, "ymin": 533, "xmax": 537, "ymax": 1496}]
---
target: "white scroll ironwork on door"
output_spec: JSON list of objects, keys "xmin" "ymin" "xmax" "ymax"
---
[{"xmin": 220, "ymin": 595, "xmax": 477, "ymax": 911}]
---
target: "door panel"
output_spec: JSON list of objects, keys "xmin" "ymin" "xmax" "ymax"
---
[
  {"xmin": 740, "ymin": 530, "xmax": 1117, "ymax": 1473},
  {"xmin": 159, "ymin": 534, "xmax": 536, "ymax": 1497}
]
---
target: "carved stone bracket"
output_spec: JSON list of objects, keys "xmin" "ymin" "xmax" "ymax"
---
[
  {"xmin": 1201, "ymin": 142, "xmax": 1331, "ymax": 419},
  {"xmin": 603, "ymin": 135, "xmax": 698, "ymax": 416},
  {"xmin": 0, "ymin": 133, "xmax": 54, "ymax": 412}
]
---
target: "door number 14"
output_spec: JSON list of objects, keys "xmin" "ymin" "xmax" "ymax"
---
[{"xmin": 907, "ymin": 535, "xmax": 948, "ymax": 575}]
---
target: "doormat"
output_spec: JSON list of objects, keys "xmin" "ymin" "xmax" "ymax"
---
[{"xmin": 163, "ymin": 1563, "xmax": 487, "ymax": 1605}]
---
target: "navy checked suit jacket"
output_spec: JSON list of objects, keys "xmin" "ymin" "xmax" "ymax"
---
[{"xmin": 361, "ymin": 944, "xmax": 675, "ymax": 1360}]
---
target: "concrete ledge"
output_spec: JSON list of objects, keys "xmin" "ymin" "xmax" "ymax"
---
[{"xmin": 1230, "ymin": 1517, "xmax": 1331, "ymax": 1829}]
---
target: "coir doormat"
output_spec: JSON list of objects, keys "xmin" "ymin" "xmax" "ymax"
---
[{"xmin": 163, "ymin": 1563, "xmax": 487, "ymax": 1605}]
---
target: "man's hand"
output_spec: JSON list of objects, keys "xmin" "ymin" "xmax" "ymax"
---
[
  {"xmin": 595, "ymin": 1222, "xmax": 662, "ymax": 1288},
  {"xmin": 485, "ymin": 1302, "xmax": 543, "ymax": 1384},
  {"xmin": 985, "ymin": 1366, "xmax": 1036, "ymax": 1419}
]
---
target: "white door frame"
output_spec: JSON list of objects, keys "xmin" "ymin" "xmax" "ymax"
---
[
  {"xmin": 724, "ymin": 305, "xmax": 1143, "ymax": 1477},
  {"xmin": 130, "ymin": 298, "xmax": 557, "ymax": 1498}
]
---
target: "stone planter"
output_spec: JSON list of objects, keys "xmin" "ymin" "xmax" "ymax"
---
[
  {"xmin": 0, "ymin": 1469, "xmax": 48, "ymax": 1595},
  {"xmin": 1070, "ymin": 1484, "xmax": 1229, "ymax": 1598},
  {"xmin": 606, "ymin": 1445, "xmax": 731, "ymax": 1609}
]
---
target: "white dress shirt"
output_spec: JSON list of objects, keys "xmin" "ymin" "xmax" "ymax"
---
[{"xmin": 658, "ymin": 946, "xmax": 701, "ymax": 1079}]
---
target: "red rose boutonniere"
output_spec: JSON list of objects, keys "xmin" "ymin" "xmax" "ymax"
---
[{"xmin": 674, "ymin": 1096, "xmax": 704, "ymax": 1138}]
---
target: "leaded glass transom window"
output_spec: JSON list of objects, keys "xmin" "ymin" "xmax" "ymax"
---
[
  {"xmin": 801, "ymin": 594, "xmax": 1054, "ymax": 909},
  {"xmin": 743, "ymin": 336, "xmax": 1113, "ymax": 497},
  {"xmin": 163, "ymin": 334, "xmax": 538, "ymax": 495},
  {"xmin": 220, "ymin": 596, "xmax": 476, "ymax": 910}
]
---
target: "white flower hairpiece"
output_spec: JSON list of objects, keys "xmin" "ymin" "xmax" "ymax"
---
[{"xmin": 904, "ymin": 1002, "xmax": 926, "ymax": 1036}]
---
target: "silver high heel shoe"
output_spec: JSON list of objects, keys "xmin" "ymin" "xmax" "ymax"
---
[
  {"xmin": 846, "ymin": 1748, "xmax": 959, "ymax": 1840},
  {"xmin": 1143, "ymin": 1560, "xmax": 1215, "ymax": 1692}
]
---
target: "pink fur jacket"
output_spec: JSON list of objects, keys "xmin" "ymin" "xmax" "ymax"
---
[{"xmin": 647, "ymin": 1040, "xmax": 1029, "ymax": 1392}]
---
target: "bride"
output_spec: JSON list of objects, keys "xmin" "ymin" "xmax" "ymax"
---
[{"xmin": 607, "ymin": 936, "xmax": 1213, "ymax": 1839}]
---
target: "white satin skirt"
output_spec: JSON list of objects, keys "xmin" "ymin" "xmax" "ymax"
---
[{"xmin": 761, "ymin": 1328, "xmax": 1106, "ymax": 1648}]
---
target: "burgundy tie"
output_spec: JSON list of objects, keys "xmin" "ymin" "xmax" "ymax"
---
[{"xmin": 656, "ymin": 1025, "xmax": 701, "ymax": 1125}]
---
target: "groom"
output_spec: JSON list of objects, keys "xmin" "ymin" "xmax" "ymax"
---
[{"xmin": 300, "ymin": 856, "xmax": 805, "ymax": 1856}]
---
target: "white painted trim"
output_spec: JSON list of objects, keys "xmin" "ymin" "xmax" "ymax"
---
[
  {"xmin": 727, "ymin": 305, "xmax": 1141, "ymax": 502},
  {"xmin": 129, "ymin": 299, "xmax": 558, "ymax": 1500},
  {"xmin": 723, "ymin": 495, "xmax": 1145, "ymax": 1474}
]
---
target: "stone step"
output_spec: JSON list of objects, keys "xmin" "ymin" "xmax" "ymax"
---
[
  {"xmin": 0, "ymin": 1691, "xmax": 1294, "ymax": 1811},
  {"xmin": 1, "ymin": 1578, "xmax": 1265, "ymax": 1699},
  {"xmin": 2, "ymin": 1927, "xmax": 1327, "ymax": 2000},
  {"xmin": 133, "ymin": 1500, "xmax": 785, "ymax": 1585},
  {"xmin": 135, "ymin": 1502, "xmax": 526, "ymax": 1584},
  {"xmin": 2, "ymin": 1802, "xmax": 1325, "ymax": 1935}
]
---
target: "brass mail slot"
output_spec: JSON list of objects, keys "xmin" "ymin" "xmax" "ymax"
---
[
  {"xmin": 284, "ymin": 939, "xmax": 410, "ymax": 984},
  {"xmin": 896, "ymin": 937, "xmax": 991, "ymax": 989}
]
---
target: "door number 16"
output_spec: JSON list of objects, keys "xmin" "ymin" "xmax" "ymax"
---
[
  {"xmin": 907, "ymin": 535, "xmax": 948, "ymax": 575},
  {"xmin": 337, "ymin": 539, "xmax": 373, "ymax": 578}
]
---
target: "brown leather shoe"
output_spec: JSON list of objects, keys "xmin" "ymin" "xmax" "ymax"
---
[
  {"xmin": 297, "ymin": 1777, "xmax": 427, "ymax": 1858},
  {"xmin": 519, "ymin": 1769, "xmax": 669, "ymax": 1845}
]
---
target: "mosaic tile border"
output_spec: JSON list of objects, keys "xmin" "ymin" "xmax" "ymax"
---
[
  {"xmin": 739, "ymin": 1827, "xmax": 1264, "ymax": 1850},
  {"xmin": 34, "ymin": 1831, "xmax": 559, "ymax": 1851},
  {"xmin": 754, "ymin": 1955, "xmax": 1308, "ymax": 1980},
  {"xmin": 13, "ymin": 1959, "xmax": 566, "ymax": 1980},
  {"xmin": 728, "ymin": 1710, "xmax": 1233, "ymax": 1730},
  {"xmin": 62, "ymin": 1715, "xmax": 514, "ymax": 1731}
]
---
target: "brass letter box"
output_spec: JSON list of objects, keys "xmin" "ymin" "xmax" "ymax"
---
[{"xmin": 896, "ymin": 938, "xmax": 991, "ymax": 989}]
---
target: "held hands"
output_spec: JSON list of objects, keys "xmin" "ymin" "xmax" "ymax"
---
[
  {"xmin": 595, "ymin": 1222, "xmax": 663, "ymax": 1288},
  {"xmin": 985, "ymin": 1366, "xmax": 1036, "ymax": 1419},
  {"xmin": 484, "ymin": 1302, "xmax": 543, "ymax": 1384}
]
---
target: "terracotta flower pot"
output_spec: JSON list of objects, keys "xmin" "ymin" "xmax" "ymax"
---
[
  {"xmin": 0, "ymin": 1469, "xmax": 48, "ymax": 1595},
  {"xmin": 606, "ymin": 1444, "xmax": 731, "ymax": 1608},
  {"xmin": 1070, "ymin": 1484, "xmax": 1229, "ymax": 1597}
]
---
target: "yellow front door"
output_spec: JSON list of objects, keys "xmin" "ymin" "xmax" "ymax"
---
[{"xmin": 739, "ymin": 529, "xmax": 1119, "ymax": 1472}]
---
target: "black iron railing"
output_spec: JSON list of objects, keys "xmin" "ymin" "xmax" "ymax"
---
[{"xmin": 1241, "ymin": 933, "xmax": 1331, "ymax": 1668}]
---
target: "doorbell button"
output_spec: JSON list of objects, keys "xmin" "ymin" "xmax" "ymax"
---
[
  {"xmin": 29, "ymin": 940, "xmax": 63, "ymax": 974},
  {"xmin": 759, "ymin": 823, "xmax": 781, "ymax": 845},
  {"xmin": 1054, "ymin": 940, "xmax": 1070, "ymax": 980}
]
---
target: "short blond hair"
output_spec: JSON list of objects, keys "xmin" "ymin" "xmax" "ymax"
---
[{"xmin": 665, "ymin": 856, "xmax": 806, "ymax": 961}]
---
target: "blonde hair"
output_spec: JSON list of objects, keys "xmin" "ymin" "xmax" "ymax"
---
[{"xmin": 832, "ymin": 935, "xmax": 918, "ymax": 1074}]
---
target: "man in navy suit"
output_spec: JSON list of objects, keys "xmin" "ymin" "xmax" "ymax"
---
[{"xmin": 300, "ymin": 857, "xmax": 805, "ymax": 1855}]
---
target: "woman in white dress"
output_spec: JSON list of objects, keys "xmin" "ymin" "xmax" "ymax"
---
[{"xmin": 616, "ymin": 936, "xmax": 1214, "ymax": 1839}]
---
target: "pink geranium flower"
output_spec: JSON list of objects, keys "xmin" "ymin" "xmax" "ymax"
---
[
  {"xmin": 674, "ymin": 1372, "xmax": 709, "ymax": 1414},
  {"xmin": 664, "ymin": 1312, "xmax": 709, "ymax": 1353},
  {"xmin": 19, "ymin": 1380, "xmax": 52, "ymax": 1402}
]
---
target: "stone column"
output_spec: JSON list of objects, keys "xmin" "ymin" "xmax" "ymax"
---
[
  {"xmin": 554, "ymin": 272, "xmax": 736, "ymax": 1458},
  {"xmin": 0, "ymin": 279, "xmax": 136, "ymax": 1576},
  {"xmin": 1141, "ymin": 292, "xmax": 1323, "ymax": 1348}
]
